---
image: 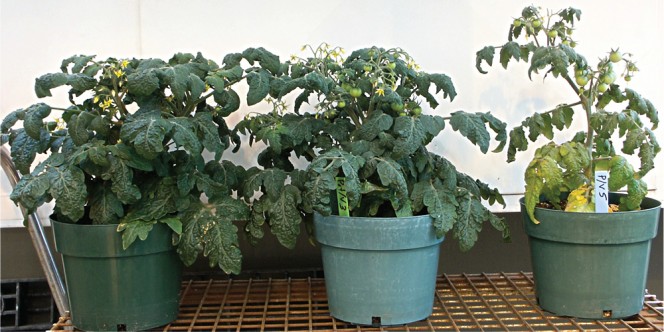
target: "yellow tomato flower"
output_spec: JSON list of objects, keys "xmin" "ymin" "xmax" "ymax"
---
[
  {"xmin": 100, "ymin": 98, "xmax": 113, "ymax": 109},
  {"xmin": 113, "ymin": 69, "xmax": 123, "ymax": 78},
  {"xmin": 120, "ymin": 59, "xmax": 129, "ymax": 68},
  {"xmin": 376, "ymin": 88, "xmax": 385, "ymax": 96},
  {"xmin": 55, "ymin": 117, "xmax": 66, "ymax": 130}
]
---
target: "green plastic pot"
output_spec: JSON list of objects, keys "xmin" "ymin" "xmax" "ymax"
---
[
  {"xmin": 52, "ymin": 219, "xmax": 182, "ymax": 331},
  {"xmin": 314, "ymin": 213, "xmax": 444, "ymax": 326},
  {"xmin": 521, "ymin": 193, "xmax": 661, "ymax": 319}
]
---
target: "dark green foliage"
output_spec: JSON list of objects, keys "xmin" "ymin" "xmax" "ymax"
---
[
  {"xmin": 237, "ymin": 45, "xmax": 510, "ymax": 251},
  {"xmin": 1, "ymin": 50, "xmax": 289, "ymax": 274}
]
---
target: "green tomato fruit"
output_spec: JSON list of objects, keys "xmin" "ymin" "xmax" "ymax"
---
[
  {"xmin": 411, "ymin": 107, "xmax": 422, "ymax": 116},
  {"xmin": 349, "ymin": 87, "xmax": 362, "ymax": 98},
  {"xmin": 602, "ymin": 71, "xmax": 617, "ymax": 84},
  {"xmin": 575, "ymin": 75, "xmax": 589, "ymax": 86},
  {"xmin": 597, "ymin": 83, "xmax": 609, "ymax": 93},
  {"xmin": 532, "ymin": 19, "xmax": 542, "ymax": 28},
  {"xmin": 363, "ymin": 65, "xmax": 372, "ymax": 72},
  {"xmin": 387, "ymin": 62, "xmax": 396, "ymax": 70},
  {"xmin": 609, "ymin": 51, "xmax": 622, "ymax": 63},
  {"xmin": 391, "ymin": 102, "xmax": 404, "ymax": 112},
  {"xmin": 547, "ymin": 30, "xmax": 558, "ymax": 38},
  {"xmin": 513, "ymin": 19, "xmax": 522, "ymax": 27},
  {"xmin": 337, "ymin": 101, "xmax": 346, "ymax": 108},
  {"xmin": 624, "ymin": 75, "xmax": 632, "ymax": 82},
  {"xmin": 341, "ymin": 82, "xmax": 352, "ymax": 92}
]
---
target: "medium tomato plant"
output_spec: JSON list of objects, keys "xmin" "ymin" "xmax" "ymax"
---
[{"xmin": 234, "ymin": 43, "xmax": 511, "ymax": 251}]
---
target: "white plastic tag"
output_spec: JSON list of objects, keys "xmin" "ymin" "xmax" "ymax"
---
[{"xmin": 594, "ymin": 170, "xmax": 609, "ymax": 213}]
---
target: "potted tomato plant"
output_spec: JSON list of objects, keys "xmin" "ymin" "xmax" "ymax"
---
[
  {"xmin": 0, "ymin": 48, "xmax": 285, "ymax": 330},
  {"xmin": 476, "ymin": 6, "xmax": 661, "ymax": 319},
  {"xmin": 235, "ymin": 44, "xmax": 511, "ymax": 326}
]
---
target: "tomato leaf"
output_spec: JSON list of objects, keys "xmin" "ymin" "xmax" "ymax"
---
[
  {"xmin": 475, "ymin": 46, "xmax": 495, "ymax": 74},
  {"xmin": 34, "ymin": 73, "xmax": 68, "ymax": 98},
  {"xmin": 117, "ymin": 220, "xmax": 156, "ymax": 250},
  {"xmin": 89, "ymin": 184, "xmax": 124, "ymax": 225},
  {"xmin": 120, "ymin": 111, "xmax": 173, "ymax": 160},
  {"xmin": 500, "ymin": 41, "xmax": 522, "ymax": 69},
  {"xmin": 266, "ymin": 184, "xmax": 302, "ymax": 249},
  {"xmin": 246, "ymin": 69, "xmax": 271, "ymax": 106},
  {"xmin": 449, "ymin": 111, "xmax": 491, "ymax": 153}
]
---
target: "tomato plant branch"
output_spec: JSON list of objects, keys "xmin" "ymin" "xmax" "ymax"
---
[
  {"xmin": 51, "ymin": 107, "xmax": 73, "ymax": 112},
  {"xmin": 346, "ymin": 102, "xmax": 362, "ymax": 129}
]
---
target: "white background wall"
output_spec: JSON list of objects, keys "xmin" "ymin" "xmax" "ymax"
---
[{"xmin": 1, "ymin": 0, "xmax": 663, "ymax": 226}]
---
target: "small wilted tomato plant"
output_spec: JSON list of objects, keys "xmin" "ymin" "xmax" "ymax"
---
[{"xmin": 476, "ymin": 6, "xmax": 659, "ymax": 223}]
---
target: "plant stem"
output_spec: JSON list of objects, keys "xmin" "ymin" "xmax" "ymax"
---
[
  {"xmin": 51, "ymin": 107, "xmax": 74, "ymax": 112},
  {"xmin": 347, "ymin": 102, "xmax": 362, "ymax": 129},
  {"xmin": 593, "ymin": 156, "xmax": 612, "ymax": 162},
  {"xmin": 562, "ymin": 72, "xmax": 595, "ymax": 179},
  {"xmin": 110, "ymin": 73, "xmax": 129, "ymax": 117},
  {"xmin": 366, "ymin": 93, "xmax": 376, "ymax": 120}
]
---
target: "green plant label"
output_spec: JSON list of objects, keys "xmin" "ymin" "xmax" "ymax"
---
[
  {"xmin": 335, "ymin": 177, "xmax": 350, "ymax": 217},
  {"xmin": 595, "ymin": 161, "xmax": 610, "ymax": 213}
]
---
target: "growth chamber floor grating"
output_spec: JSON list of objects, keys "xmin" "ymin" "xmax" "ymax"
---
[{"xmin": 52, "ymin": 272, "xmax": 663, "ymax": 331}]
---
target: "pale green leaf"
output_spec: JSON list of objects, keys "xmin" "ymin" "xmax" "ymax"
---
[
  {"xmin": 620, "ymin": 178, "xmax": 647, "ymax": 211},
  {"xmin": 608, "ymin": 155, "xmax": 634, "ymax": 191},
  {"xmin": 524, "ymin": 156, "xmax": 563, "ymax": 224}
]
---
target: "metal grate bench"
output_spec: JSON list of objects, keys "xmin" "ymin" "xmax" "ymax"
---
[{"xmin": 51, "ymin": 272, "xmax": 663, "ymax": 331}]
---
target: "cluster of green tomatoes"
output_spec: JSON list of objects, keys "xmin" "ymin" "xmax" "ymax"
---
[
  {"xmin": 513, "ymin": 17, "xmax": 577, "ymax": 48},
  {"xmin": 574, "ymin": 50, "xmax": 638, "ymax": 93}
]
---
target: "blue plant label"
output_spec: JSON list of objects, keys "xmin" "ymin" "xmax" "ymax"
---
[
  {"xmin": 594, "ymin": 164, "xmax": 609, "ymax": 213},
  {"xmin": 335, "ymin": 177, "xmax": 350, "ymax": 217}
]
